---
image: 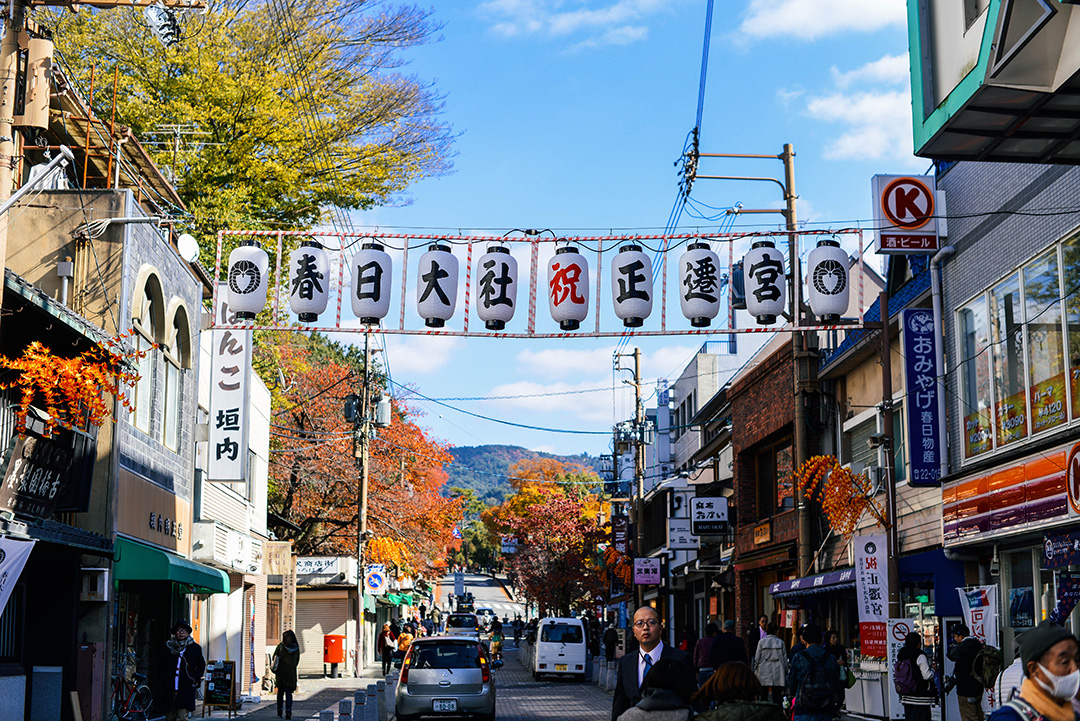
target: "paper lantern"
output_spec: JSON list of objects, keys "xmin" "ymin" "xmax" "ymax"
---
[
  {"xmin": 417, "ymin": 243, "xmax": 458, "ymax": 328},
  {"xmin": 287, "ymin": 241, "xmax": 330, "ymax": 323},
  {"xmin": 679, "ymin": 242, "xmax": 721, "ymax": 327},
  {"xmin": 548, "ymin": 245, "xmax": 590, "ymax": 331},
  {"xmin": 806, "ymin": 239, "xmax": 849, "ymax": 322},
  {"xmin": 351, "ymin": 242, "xmax": 393, "ymax": 324},
  {"xmin": 227, "ymin": 239, "xmax": 269, "ymax": 320},
  {"xmin": 611, "ymin": 244, "xmax": 653, "ymax": 328},
  {"xmin": 476, "ymin": 244, "xmax": 518, "ymax": 330},
  {"xmin": 743, "ymin": 240, "xmax": 786, "ymax": 325}
]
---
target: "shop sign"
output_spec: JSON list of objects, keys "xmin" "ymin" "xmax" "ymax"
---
[
  {"xmin": 690, "ymin": 496, "xmax": 729, "ymax": 535},
  {"xmin": 854, "ymin": 534, "xmax": 888, "ymax": 657},
  {"xmin": 296, "ymin": 557, "xmax": 338, "ymax": 574},
  {"xmin": 500, "ymin": 536, "xmax": 518, "ymax": 554},
  {"xmin": 872, "ymin": 175, "xmax": 939, "ymax": 255},
  {"xmin": 668, "ymin": 519, "xmax": 697, "ymax": 550},
  {"xmin": 263, "ymin": 541, "xmax": 292, "ymax": 575},
  {"xmin": 1043, "ymin": 528, "xmax": 1080, "ymax": 568},
  {"xmin": 957, "ymin": 585, "xmax": 1000, "ymax": 649},
  {"xmin": 900, "ymin": 309, "xmax": 941, "ymax": 485},
  {"xmin": 1009, "ymin": 587, "xmax": 1035, "ymax": 628},
  {"xmin": 0, "ymin": 431, "xmax": 75, "ymax": 520},
  {"xmin": 611, "ymin": 516, "xmax": 630, "ymax": 555},
  {"xmin": 148, "ymin": 511, "xmax": 183, "ymax": 540},
  {"xmin": 753, "ymin": 522, "xmax": 771, "ymax": 545},
  {"xmin": 1050, "ymin": 572, "xmax": 1080, "ymax": 625},
  {"xmin": 709, "ymin": 596, "xmax": 718, "ymax": 616},
  {"xmin": 207, "ymin": 286, "xmax": 251, "ymax": 483},
  {"xmin": 633, "ymin": 557, "xmax": 661, "ymax": 585}
]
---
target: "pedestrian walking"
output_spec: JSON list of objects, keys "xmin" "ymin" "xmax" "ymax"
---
[
  {"xmin": 949, "ymin": 623, "xmax": 987, "ymax": 721},
  {"xmin": 514, "ymin": 615, "xmax": 525, "ymax": 647},
  {"xmin": 377, "ymin": 623, "xmax": 396, "ymax": 675},
  {"xmin": 785, "ymin": 624, "xmax": 841, "ymax": 721},
  {"xmin": 605, "ymin": 622, "xmax": 622, "ymax": 662},
  {"xmin": 693, "ymin": 660, "xmax": 786, "ymax": 721},
  {"xmin": 753, "ymin": 623, "xmax": 787, "ymax": 705},
  {"xmin": 272, "ymin": 630, "xmax": 301, "ymax": 720},
  {"xmin": 693, "ymin": 622, "xmax": 719, "ymax": 686},
  {"xmin": 988, "ymin": 622, "xmax": 1078, "ymax": 721},
  {"xmin": 616, "ymin": 658, "xmax": 697, "ymax": 721},
  {"xmin": 611, "ymin": 606, "xmax": 695, "ymax": 721},
  {"xmin": 895, "ymin": 631, "xmax": 936, "ymax": 721},
  {"xmin": 709, "ymin": 620, "xmax": 748, "ymax": 670},
  {"xmin": 162, "ymin": 620, "xmax": 205, "ymax": 721}
]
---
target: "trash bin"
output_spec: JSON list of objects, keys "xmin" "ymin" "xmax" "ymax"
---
[{"xmin": 324, "ymin": 635, "xmax": 346, "ymax": 678}]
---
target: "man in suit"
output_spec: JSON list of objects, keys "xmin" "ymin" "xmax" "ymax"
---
[{"xmin": 611, "ymin": 606, "xmax": 694, "ymax": 721}]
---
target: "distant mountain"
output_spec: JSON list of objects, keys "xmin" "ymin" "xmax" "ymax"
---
[{"xmin": 445, "ymin": 445, "xmax": 601, "ymax": 506}]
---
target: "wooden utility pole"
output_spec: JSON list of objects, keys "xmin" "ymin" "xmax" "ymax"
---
[
  {"xmin": 880, "ymin": 291, "xmax": 901, "ymax": 619},
  {"xmin": 355, "ymin": 329, "xmax": 372, "ymax": 677}
]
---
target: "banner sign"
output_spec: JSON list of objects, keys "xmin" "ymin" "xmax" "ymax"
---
[
  {"xmin": 887, "ymin": 619, "xmax": 916, "ymax": 719},
  {"xmin": 633, "ymin": 557, "xmax": 661, "ymax": 586},
  {"xmin": 207, "ymin": 286, "xmax": 251, "ymax": 482},
  {"xmin": 958, "ymin": 585, "xmax": 1000, "ymax": 711},
  {"xmin": 1044, "ymin": 528, "xmax": 1080, "ymax": 569},
  {"xmin": 611, "ymin": 516, "xmax": 630, "ymax": 555},
  {"xmin": 0, "ymin": 537, "xmax": 35, "ymax": 618},
  {"xmin": 901, "ymin": 309, "xmax": 941, "ymax": 485},
  {"xmin": 690, "ymin": 496, "xmax": 729, "ymax": 535},
  {"xmin": 262, "ymin": 541, "xmax": 292, "ymax": 576},
  {"xmin": 1050, "ymin": 572, "xmax": 1080, "ymax": 625},
  {"xmin": 854, "ymin": 534, "xmax": 888, "ymax": 656}
]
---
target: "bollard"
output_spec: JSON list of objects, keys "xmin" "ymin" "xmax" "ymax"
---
[
  {"xmin": 365, "ymin": 684, "xmax": 378, "ymax": 721},
  {"xmin": 376, "ymin": 679, "xmax": 389, "ymax": 721},
  {"xmin": 320, "ymin": 712, "xmax": 335, "ymax": 721},
  {"xmin": 604, "ymin": 661, "xmax": 617, "ymax": 692},
  {"xmin": 353, "ymin": 687, "xmax": 365, "ymax": 721},
  {"xmin": 339, "ymin": 698, "xmax": 352, "ymax": 720},
  {"xmin": 598, "ymin": 660, "xmax": 607, "ymax": 687}
]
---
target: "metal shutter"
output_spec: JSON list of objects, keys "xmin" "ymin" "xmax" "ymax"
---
[{"xmin": 295, "ymin": 598, "xmax": 349, "ymax": 676}]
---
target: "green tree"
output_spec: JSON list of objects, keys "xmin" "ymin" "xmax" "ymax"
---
[{"xmin": 43, "ymin": 0, "xmax": 453, "ymax": 252}]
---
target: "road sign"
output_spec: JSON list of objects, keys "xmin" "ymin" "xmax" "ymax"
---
[
  {"xmin": 364, "ymin": 565, "xmax": 387, "ymax": 595},
  {"xmin": 872, "ymin": 174, "xmax": 939, "ymax": 254},
  {"xmin": 690, "ymin": 496, "xmax": 729, "ymax": 535}
]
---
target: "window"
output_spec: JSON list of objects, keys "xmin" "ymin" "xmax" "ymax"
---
[
  {"xmin": 1064, "ymin": 235, "xmax": 1080, "ymax": 421},
  {"xmin": 266, "ymin": 601, "xmax": 281, "ymax": 644},
  {"xmin": 958, "ymin": 297, "xmax": 993, "ymax": 458},
  {"xmin": 1024, "ymin": 250, "xmax": 1066, "ymax": 435},
  {"xmin": 132, "ymin": 285, "xmax": 156, "ymax": 434},
  {"xmin": 755, "ymin": 440, "xmax": 793, "ymax": 518},
  {"xmin": 160, "ymin": 312, "xmax": 185, "ymax": 450},
  {"xmin": 540, "ymin": 623, "xmax": 583, "ymax": 644},
  {"xmin": 990, "ymin": 273, "xmax": 1027, "ymax": 447}
]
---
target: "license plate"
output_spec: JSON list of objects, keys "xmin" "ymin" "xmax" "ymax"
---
[
  {"xmin": 555, "ymin": 664, "xmax": 567, "ymax": 671},
  {"xmin": 433, "ymin": 699, "xmax": 457, "ymax": 712}
]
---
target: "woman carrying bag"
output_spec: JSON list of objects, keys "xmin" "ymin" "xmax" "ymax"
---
[
  {"xmin": 272, "ymin": 630, "xmax": 301, "ymax": 719},
  {"xmin": 895, "ymin": 631, "xmax": 936, "ymax": 721}
]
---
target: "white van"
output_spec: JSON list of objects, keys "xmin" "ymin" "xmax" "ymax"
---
[{"xmin": 533, "ymin": 617, "xmax": 587, "ymax": 681}]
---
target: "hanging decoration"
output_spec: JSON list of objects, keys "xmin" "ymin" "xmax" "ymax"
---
[
  {"xmin": 806, "ymin": 239, "xmax": 849, "ymax": 322},
  {"xmin": 679, "ymin": 242, "xmax": 721, "ymax": 327},
  {"xmin": 227, "ymin": 240, "xmax": 269, "ymax": 320},
  {"xmin": 611, "ymin": 244, "xmax": 653, "ymax": 328},
  {"xmin": 743, "ymin": 240, "xmax": 786, "ymax": 325},
  {"xmin": 288, "ymin": 240, "xmax": 330, "ymax": 323},
  {"xmin": 417, "ymin": 243, "xmax": 458, "ymax": 328},
  {"xmin": 794, "ymin": 454, "xmax": 886, "ymax": 536},
  {"xmin": 351, "ymin": 242, "xmax": 393, "ymax": 324},
  {"xmin": 548, "ymin": 245, "xmax": 590, "ymax": 331},
  {"xmin": 475, "ymin": 244, "xmax": 517, "ymax": 330}
]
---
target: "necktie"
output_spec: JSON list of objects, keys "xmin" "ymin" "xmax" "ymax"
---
[{"xmin": 641, "ymin": 653, "xmax": 653, "ymax": 688}]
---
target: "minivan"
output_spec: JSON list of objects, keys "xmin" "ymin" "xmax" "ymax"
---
[{"xmin": 532, "ymin": 617, "xmax": 587, "ymax": 681}]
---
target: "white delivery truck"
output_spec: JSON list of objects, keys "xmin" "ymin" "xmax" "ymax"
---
[{"xmin": 533, "ymin": 617, "xmax": 587, "ymax": 681}]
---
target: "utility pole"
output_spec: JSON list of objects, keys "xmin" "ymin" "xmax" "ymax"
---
[
  {"xmin": 615, "ymin": 347, "xmax": 644, "ymax": 609},
  {"xmin": 879, "ymin": 291, "xmax": 901, "ymax": 619},
  {"xmin": 352, "ymin": 330, "xmax": 373, "ymax": 678}
]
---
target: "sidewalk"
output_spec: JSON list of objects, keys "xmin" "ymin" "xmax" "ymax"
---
[{"xmin": 201, "ymin": 664, "xmax": 391, "ymax": 720}]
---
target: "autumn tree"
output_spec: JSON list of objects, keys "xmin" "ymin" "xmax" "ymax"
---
[{"xmin": 42, "ymin": 0, "xmax": 454, "ymax": 252}]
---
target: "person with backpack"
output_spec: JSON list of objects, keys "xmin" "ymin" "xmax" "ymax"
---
[
  {"xmin": 949, "ymin": 623, "xmax": 990, "ymax": 721},
  {"xmin": 896, "ymin": 631, "xmax": 936, "ymax": 721},
  {"xmin": 786, "ymin": 624, "xmax": 842, "ymax": 721},
  {"xmin": 988, "ymin": 622, "xmax": 1079, "ymax": 721}
]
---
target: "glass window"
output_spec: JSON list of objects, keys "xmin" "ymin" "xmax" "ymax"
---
[
  {"xmin": 958, "ymin": 297, "xmax": 993, "ymax": 458},
  {"xmin": 162, "ymin": 361, "xmax": 180, "ymax": 450},
  {"xmin": 1007, "ymin": 552, "xmax": 1035, "ymax": 629},
  {"xmin": 990, "ymin": 274, "xmax": 1027, "ymax": 446},
  {"xmin": 132, "ymin": 333, "xmax": 153, "ymax": 434},
  {"xmin": 1024, "ymin": 250, "xmax": 1067, "ymax": 434},
  {"xmin": 1064, "ymin": 234, "xmax": 1080, "ymax": 422},
  {"xmin": 540, "ymin": 623, "xmax": 583, "ymax": 644},
  {"xmin": 776, "ymin": 443, "xmax": 793, "ymax": 510}
]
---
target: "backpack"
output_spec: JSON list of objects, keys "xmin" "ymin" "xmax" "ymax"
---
[
  {"xmin": 972, "ymin": 642, "xmax": 1003, "ymax": 689},
  {"xmin": 795, "ymin": 651, "xmax": 836, "ymax": 712},
  {"xmin": 894, "ymin": 657, "xmax": 920, "ymax": 696}
]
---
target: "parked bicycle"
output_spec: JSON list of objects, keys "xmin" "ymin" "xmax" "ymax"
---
[{"xmin": 110, "ymin": 652, "xmax": 152, "ymax": 721}]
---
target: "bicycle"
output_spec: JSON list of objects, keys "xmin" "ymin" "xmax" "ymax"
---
[{"xmin": 110, "ymin": 653, "xmax": 152, "ymax": 721}]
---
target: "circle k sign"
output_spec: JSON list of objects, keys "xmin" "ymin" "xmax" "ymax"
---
[{"xmin": 881, "ymin": 177, "xmax": 935, "ymax": 229}]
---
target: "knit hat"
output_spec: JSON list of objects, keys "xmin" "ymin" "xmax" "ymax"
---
[{"xmin": 1020, "ymin": 622, "xmax": 1076, "ymax": 673}]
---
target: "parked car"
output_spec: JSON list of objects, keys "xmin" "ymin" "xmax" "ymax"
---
[
  {"xmin": 533, "ymin": 617, "xmax": 587, "ymax": 681},
  {"xmin": 475, "ymin": 607, "xmax": 496, "ymax": 630},
  {"xmin": 394, "ymin": 637, "xmax": 500, "ymax": 721},
  {"xmin": 443, "ymin": 613, "xmax": 481, "ymax": 640}
]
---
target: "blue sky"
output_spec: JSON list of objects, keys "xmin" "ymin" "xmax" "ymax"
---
[{"xmin": 343, "ymin": 0, "xmax": 920, "ymax": 457}]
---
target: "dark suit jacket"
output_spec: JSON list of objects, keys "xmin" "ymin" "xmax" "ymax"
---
[{"xmin": 611, "ymin": 643, "xmax": 693, "ymax": 721}]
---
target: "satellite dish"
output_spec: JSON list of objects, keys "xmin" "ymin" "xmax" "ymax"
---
[{"xmin": 177, "ymin": 233, "xmax": 200, "ymax": 263}]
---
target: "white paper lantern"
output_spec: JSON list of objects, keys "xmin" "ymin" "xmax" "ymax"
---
[
  {"xmin": 227, "ymin": 240, "xmax": 269, "ymax": 320},
  {"xmin": 417, "ymin": 243, "xmax": 458, "ymax": 328},
  {"xmin": 548, "ymin": 245, "xmax": 590, "ymax": 331},
  {"xmin": 611, "ymin": 244, "xmax": 653, "ymax": 328},
  {"xmin": 743, "ymin": 240, "xmax": 786, "ymax": 325},
  {"xmin": 287, "ymin": 241, "xmax": 330, "ymax": 323},
  {"xmin": 806, "ymin": 239, "xmax": 849, "ymax": 322},
  {"xmin": 351, "ymin": 242, "xmax": 393, "ymax": 324},
  {"xmin": 476, "ymin": 244, "xmax": 518, "ymax": 330},
  {"xmin": 679, "ymin": 242, "xmax": 721, "ymax": 327}
]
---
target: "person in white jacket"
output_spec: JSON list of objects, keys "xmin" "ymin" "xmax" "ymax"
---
[{"xmin": 754, "ymin": 623, "xmax": 788, "ymax": 704}]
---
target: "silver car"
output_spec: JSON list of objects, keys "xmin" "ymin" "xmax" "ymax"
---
[
  {"xmin": 442, "ymin": 613, "xmax": 481, "ymax": 640},
  {"xmin": 394, "ymin": 637, "xmax": 499, "ymax": 721}
]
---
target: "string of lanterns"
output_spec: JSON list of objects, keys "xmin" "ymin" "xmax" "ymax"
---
[{"xmin": 224, "ymin": 234, "xmax": 855, "ymax": 331}]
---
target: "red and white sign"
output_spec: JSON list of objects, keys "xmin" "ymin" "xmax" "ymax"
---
[
  {"xmin": 872, "ymin": 175, "xmax": 940, "ymax": 255},
  {"xmin": 854, "ymin": 533, "xmax": 888, "ymax": 657},
  {"xmin": 1067, "ymin": 442, "xmax": 1080, "ymax": 517}
]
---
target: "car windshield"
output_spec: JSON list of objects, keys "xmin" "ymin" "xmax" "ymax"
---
[
  {"xmin": 541, "ymin": 624, "xmax": 583, "ymax": 644},
  {"xmin": 447, "ymin": 615, "xmax": 477, "ymax": 628},
  {"xmin": 411, "ymin": 643, "xmax": 482, "ymax": 669}
]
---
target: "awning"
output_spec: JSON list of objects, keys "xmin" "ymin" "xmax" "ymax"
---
[
  {"xmin": 363, "ymin": 594, "xmax": 376, "ymax": 612},
  {"xmin": 387, "ymin": 593, "xmax": 403, "ymax": 605},
  {"xmin": 114, "ymin": 537, "xmax": 229, "ymax": 594},
  {"xmin": 769, "ymin": 568, "xmax": 855, "ymax": 598}
]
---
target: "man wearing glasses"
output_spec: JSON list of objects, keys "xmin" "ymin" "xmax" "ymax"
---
[{"xmin": 611, "ymin": 606, "xmax": 694, "ymax": 721}]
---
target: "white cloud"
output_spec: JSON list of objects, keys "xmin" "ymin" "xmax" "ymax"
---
[
  {"xmin": 485, "ymin": 378, "xmax": 630, "ymax": 424},
  {"xmin": 478, "ymin": 0, "xmax": 675, "ymax": 45},
  {"xmin": 381, "ymin": 334, "xmax": 466, "ymax": 375},
  {"xmin": 806, "ymin": 90, "xmax": 919, "ymax": 165},
  {"xmin": 831, "ymin": 54, "xmax": 909, "ymax": 88},
  {"xmin": 517, "ymin": 345, "xmax": 621, "ymax": 379},
  {"xmin": 738, "ymin": 0, "xmax": 905, "ymax": 41}
]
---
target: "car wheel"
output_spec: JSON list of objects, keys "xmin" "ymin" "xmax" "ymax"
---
[{"xmin": 533, "ymin": 671, "xmax": 541, "ymax": 681}]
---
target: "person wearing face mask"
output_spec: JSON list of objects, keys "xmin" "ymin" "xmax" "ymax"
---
[{"xmin": 988, "ymin": 622, "xmax": 1080, "ymax": 721}]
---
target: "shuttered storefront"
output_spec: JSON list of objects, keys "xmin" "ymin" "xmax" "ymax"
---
[{"xmin": 295, "ymin": 592, "xmax": 351, "ymax": 677}]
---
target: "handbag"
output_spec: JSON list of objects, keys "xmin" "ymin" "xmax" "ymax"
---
[
  {"xmin": 272, "ymin": 653, "xmax": 280, "ymax": 673},
  {"xmin": 843, "ymin": 666, "xmax": 858, "ymax": 689}
]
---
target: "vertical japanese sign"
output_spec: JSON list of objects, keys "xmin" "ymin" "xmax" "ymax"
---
[
  {"xmin": 0, "ymin": 537, "xmax": 35, "ymax": 617},
  {"xmin": 901, "ymin": 309, "xmax": 942, "ymax": 485},
  {"xmin": 854, "ymin": 534, "xmax": 888, "ymax": 657},
  {"xmin": 1050, "ymin": 572, "xmax": 1080, "ymax": 625},
  {"xmin": 611, "ymin": 516, "xmax": 630, "ymax": 555},
  {"xmin": 208, "ymin": 286, "xmax": 251, "ymax": 482}
]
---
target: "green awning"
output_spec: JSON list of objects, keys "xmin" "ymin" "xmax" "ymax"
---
[
  {"xmin": 364, "ymin": 594, "xmax": 376, "ymax": 611},
  {"xmin": 401, "ymin": 593, "xmax": 413, "ymax": 606},
  {"xmin": 387, "ymin": 593, "xmax": 403, "ymax": 605},
  {"xmin": 114, "ymin": 537, "xmax": 230, "ymax": 594}
]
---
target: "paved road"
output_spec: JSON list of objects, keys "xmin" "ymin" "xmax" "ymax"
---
[{"xmin": 436, "ymin": 572, "xmax": 524, "ymax": 621}]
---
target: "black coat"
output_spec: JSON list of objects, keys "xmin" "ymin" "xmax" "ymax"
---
[
  {"xmin": 611, "ymin": 644, "xmax": 693, "ymax": 721},
  {"xmin": 948, "ymin": 636, "xmax": 984, "ymax": 697},
  {"xmin": 709, "ymin": 631, "xmax": 748, "ymax": 669},
  {"xmin": 163, "ymin": 640, "xmax": 206, "ymax": 712}
]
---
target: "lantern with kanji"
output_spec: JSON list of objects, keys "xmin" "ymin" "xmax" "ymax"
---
[
  {"xmin": 611, "ymin": 244, "xmax": 653, "ymax": 328},
  {"xmin": 743, "ymin": 240, "xmax": 786, "ymax": 325},
  {"xmin": 227, "ymin": 239, "xmax": 269, "ymax": 320},
  {"xmin": 806, "ymin": 239, "xmax": 849, "ymax": 322},
  {"xmin": 476, "ymin": 244, "xmax": 517, "ymax": 331},
  {"xmin": 351, "ymin": 242, "xmax": 393, "ymax": 325},
  {"xmin": 417, "ymin": 243, "xmax": 458, "ymax": 328},
  {"xmin": 679, "ymin": 242, "xmax": 721, "ymax": 327},
  {"xmin": 287, "ymin": 240, "xmax": 330, "ymax": 323},
  {"xmin": 548, "ymin": 245, "xmax": 590, "ymax": 331}
]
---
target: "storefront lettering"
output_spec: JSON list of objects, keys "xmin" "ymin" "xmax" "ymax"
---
[{"xmin": 148, "ymin": 512, "xmax": 183, "ymax": 540}]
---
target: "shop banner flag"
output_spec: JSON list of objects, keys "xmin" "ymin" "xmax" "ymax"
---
[
  {"xmin": 262, "ymin": 540, "xmax": 292, "ymax": 576},
  {"xmin": 854, "ymin": 534, "xmax": 888, "ymax": 657},
  {"xmin": 0, "ymin": 536, "xmax": 35, "ymax": 617},
  {"xmin": 1050, "ymin": 572, "xmax": 1080, "ymax": 625}
]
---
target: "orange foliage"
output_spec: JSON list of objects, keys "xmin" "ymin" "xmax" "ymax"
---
[{"xmin": 794, "ymin": 454, "xmax": 886, "ymax": 536}]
